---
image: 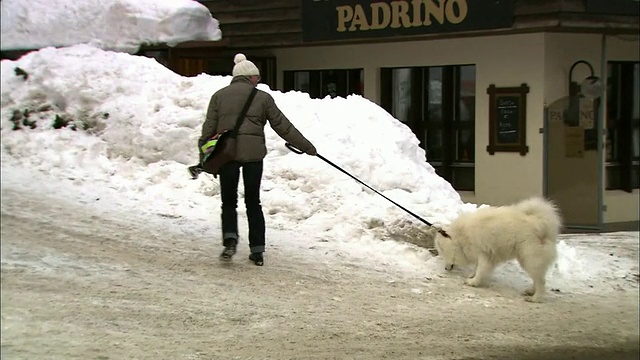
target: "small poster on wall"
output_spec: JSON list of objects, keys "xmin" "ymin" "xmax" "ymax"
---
[
  {"xmin": 565, "ymin": 127, "xmax": 585, "ymax": 158},
  {"xmin": 579, "ymin": 98, "xmax": 595, "ymax": 129}
]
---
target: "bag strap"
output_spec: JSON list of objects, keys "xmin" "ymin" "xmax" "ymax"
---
[{"xmin": 231, "ymin": 87, "xmax": 258, "ymax": 139}]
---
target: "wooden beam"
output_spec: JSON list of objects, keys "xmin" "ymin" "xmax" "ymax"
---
[
  {"xmin": 221, "ymin": 20, "xmax": 301, "ymax": 36},
  {"xmin": 226, "ymin": 32, "xmax": 303, "ymax": 48},
  {"xmin": 199, "ymin": 0, "xmax": 299, "ymax": 13},
  {"xmin": 215, "ymin": 8, "xmax": 300, "ymax": 24}
]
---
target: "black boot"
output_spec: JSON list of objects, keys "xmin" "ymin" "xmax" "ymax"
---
[
  {"xmin": 249, "ymin": 252, "xmax": 263, "ymax": 266},
  {"xmin": 219, "ymin": 238, "xmax": 237, "ymax": 260}
]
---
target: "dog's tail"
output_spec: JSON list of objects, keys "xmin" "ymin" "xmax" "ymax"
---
[{"xmin": 514, "ymin": 197, "xmax": 562, "ymax": 242}]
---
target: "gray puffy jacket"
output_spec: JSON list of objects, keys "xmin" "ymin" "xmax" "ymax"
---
[{"xmin": 200, "ymin": 76, "xmax": 316, "ymax": 162}]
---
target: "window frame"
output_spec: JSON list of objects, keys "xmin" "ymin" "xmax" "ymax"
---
[
  {"xmin": 381, "ymin": 64, "xmax": 477, "ymax": 191},
  {"xmin": 606, "ymin": 61, "xmax": 640, "ymax": 192},
  {"xmin": 283, "ymin": 68, "xmax": 364, "ymax": 99}
]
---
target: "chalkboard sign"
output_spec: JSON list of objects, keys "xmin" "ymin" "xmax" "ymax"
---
[
  {"xmin": 487, "ymin": 84, "xmax": 529, "ymax": 155},
  {"xmin": 496, "ymin": 96, "xmax": 520, "ymax": 144}
]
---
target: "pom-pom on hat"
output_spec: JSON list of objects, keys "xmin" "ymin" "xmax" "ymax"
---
[{"xmin": 232, "ymin": 53, "xmax": 260, "ymax": 77}]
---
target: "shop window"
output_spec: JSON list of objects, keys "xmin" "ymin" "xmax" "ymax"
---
[
  {"xmin": 606, "ymin": 62, "xmax": 640, "ymax": 192},
  {"xmin": 381, "ymin": 65, "xmax": 476, "ymax": 191},
  {"xmin": 284, "ymin": 69, "xmax": 363, "ymax": 99}
]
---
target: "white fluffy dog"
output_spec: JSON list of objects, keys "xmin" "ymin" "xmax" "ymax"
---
[{"xmin": 435, "ymin": 197, "xmax": 562, "ymax": 302}]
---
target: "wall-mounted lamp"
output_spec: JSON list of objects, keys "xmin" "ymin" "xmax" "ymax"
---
[{"xmin": 569, "ymin": 60, "xmax": 604, "ymax": 99}]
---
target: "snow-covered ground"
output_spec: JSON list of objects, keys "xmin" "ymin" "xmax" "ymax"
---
[
  {"xmin": 1, "ymin": 1, "xmax": 638, "ymax": 358},
  {"xmin": 1, "ymin": 184, "xmax": 638, "ymax": 359},
  {"xmin": 1, "ymin": 44, "xmax": 637, "ymax": 292}
]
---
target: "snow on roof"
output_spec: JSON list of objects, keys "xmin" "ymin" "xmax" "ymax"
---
[{"xmin": 0, "ymin": 0, "xmax": 222, "ymax": 53}]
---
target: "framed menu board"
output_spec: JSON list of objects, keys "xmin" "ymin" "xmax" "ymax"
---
[{"xmin": 486, "ymin": 83, "xmax": 530, "ymax": 155}]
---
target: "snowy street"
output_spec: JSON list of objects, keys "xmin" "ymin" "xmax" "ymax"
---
[
  {"xmin": 1, "ymin": 186, "xmax": 638, "ymax": 360},
  {"xmin": 1, "ymin": 1, "xmax": 638, "ymax": 358}
]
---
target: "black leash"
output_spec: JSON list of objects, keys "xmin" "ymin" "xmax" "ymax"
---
[{"xmin": 285, "ymin": 143, "xmax": 449, "ymax": 238}]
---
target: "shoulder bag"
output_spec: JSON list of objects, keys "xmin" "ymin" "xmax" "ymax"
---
[{"xmin": 199, "ymin": 87, "xmax": 258, "ymax": 175}]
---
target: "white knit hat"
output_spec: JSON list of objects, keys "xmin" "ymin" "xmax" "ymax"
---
[{"xmin": 232, "ymin": 53, "xmax": 260, "ymax": 77}]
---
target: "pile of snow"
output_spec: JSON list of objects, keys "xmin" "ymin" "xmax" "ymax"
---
[
  {"xmin": 0, "ymin": 45, "xmax": 477, "ymax": 246},
  {"xmin": 0, "ymin": 0, "xmax": 222, "ymax": 53}
]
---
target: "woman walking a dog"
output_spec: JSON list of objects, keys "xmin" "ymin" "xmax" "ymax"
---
[{"xmin": 200, "ymin": 53, "xmax": 317, "ymax": 266}]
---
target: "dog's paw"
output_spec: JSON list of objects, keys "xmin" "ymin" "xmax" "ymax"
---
[
  {"xmin": 464, "ymin": 278, "xmax": 480, "ymax": 287},
  {"xmin": 523, "ymin": 288, "xmax": 535, "ymax": 296},
  {"xmin": 444, "ymin": 264, "xmax": 454, "ymax": 271},
  {"xmin": 524, "ymin": 295, "xmax": 543, "ymax": 303}
]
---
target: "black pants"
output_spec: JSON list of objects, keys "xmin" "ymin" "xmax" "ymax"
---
[{"xmin": 218, "ymin": 161, "xmax": 265, "ymax": 254}]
